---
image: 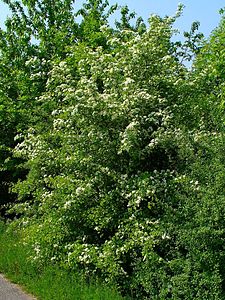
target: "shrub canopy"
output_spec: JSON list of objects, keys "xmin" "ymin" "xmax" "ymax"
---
[{"xmin": 1, "ymin": 1, "xmax": 225, "ymax": 299}]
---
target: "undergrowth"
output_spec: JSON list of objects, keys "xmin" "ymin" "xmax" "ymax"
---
[{"xmin": 0, "ymin": 220, "xmax": 129, "ymax": 300}]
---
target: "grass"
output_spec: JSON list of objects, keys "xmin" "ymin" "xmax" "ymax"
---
[{"xmin": 0, "ymin": 220, "xmax": 129, "ymax": 300}]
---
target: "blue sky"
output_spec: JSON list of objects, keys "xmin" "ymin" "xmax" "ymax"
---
[{"xmin": 0, "ymin": 0, "xmax": 224, "ymax": 38}]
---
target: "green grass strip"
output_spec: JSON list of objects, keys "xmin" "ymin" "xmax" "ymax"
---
[{"xmin": 0, "ymin": 220, "xmax": 128, "ymax": 300}]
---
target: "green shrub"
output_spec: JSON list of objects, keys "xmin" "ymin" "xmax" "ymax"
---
[{"xmin": 2, "ymin": 1, "xmax": 225, "ymax": 299}]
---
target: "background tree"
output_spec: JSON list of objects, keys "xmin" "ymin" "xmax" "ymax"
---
[
  {"xmin": 0, "ymin": 0, "xmax": 118, "ymax": 211},
  {"xmin": 191, "ymin": 9, "xmax": 225, "ymax": 131}
]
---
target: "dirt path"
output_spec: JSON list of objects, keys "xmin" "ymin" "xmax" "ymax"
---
[{"xmin": 0, "ymin": 274, "xmax": 36, "ymax": 300}]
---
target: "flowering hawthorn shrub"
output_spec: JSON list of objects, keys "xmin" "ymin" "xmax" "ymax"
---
[{"xmin": 3, "ymin": 1, "xmax": 225, "ymax": 299}]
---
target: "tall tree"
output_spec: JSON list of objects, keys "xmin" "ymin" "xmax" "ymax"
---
[{"xmin": 0, "ymin": 0, "xmax": 118, "ymax": 210}]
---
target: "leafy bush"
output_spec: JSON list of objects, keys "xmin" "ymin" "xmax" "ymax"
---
[{"xmin": 1, "ymin": 1, "xmax": 225, "ymax": 299}]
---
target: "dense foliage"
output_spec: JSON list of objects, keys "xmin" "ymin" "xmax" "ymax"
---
[{"xmin": 1, "ymin": 1, "xmax": 225, "ymax": 299}]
